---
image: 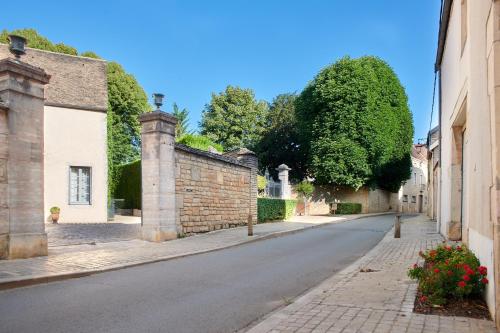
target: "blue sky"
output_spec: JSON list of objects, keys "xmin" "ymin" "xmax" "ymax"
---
[{"xmin": 1, "ymin": 1, "xmax": 441, "ymax": 141}]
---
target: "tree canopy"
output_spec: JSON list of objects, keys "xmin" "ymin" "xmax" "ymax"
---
[
  {"xmin": 200, "ymin": 85, "xmax": 268, "ymax": 151},
  {"xmin": 172, "ymin": 102, "xmax": 191, "ymax": 138},
  {"xmin": 254, "ymin": 93, "xmax": 307, "ymax": 181},
  {"xmin": 296, "ymin": 56, "xmax": 413, "ymax": 191}
]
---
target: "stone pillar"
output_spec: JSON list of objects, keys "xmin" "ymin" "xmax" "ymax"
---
[
  {"xmin": 276, "ymin": 164, "xmax": 291, "ymax": 199},
  {"xmin": 139, "ymin": 111, "xmax": 179, "ymax": 242},
  {"xmin": 237, "ymin": 149, "xmax": 258, "ymax": 224},
  {"xmin": 0, "ymin": 58, "xmax": 50, "ymax": 259}
]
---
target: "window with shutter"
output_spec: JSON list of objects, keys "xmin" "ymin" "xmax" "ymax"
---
[{"xmin": 69, "ymin": 166, "xmax": 91, "ymax": 205}]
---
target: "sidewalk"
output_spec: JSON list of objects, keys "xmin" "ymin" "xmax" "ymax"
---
[
  {"xmin": 0, "ymin": 213, "xmax": 388, "ymax": 289},
  {"xmin": 246, "ymin": 215, "xmax": 497, "ymax": 333}
]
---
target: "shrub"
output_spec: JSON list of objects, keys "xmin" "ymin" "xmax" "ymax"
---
[
  {"xmin": 335, "ymin": 203, "xmax": 362, "ymax": 214},
  {"xmin": 408, "ymin": 244, "xmax": 488, "ymax": 305},
  {"xmin": 177, "ymin": 134, "xmax": 223, "ymax": 153},
  {"xmin": 115, "ymin": 160, "xmax": 141, "ymax": 209},
  {"xmin": 257, "ymin": 175, "xmax": 267, "ymax": 195},
  {"xmin": 258, "ymin": 198, "xmax": 297, "ymax": 222},
  {"xmin": 295, "ymin": 180, "xmax": 315, "ymax": 199}
]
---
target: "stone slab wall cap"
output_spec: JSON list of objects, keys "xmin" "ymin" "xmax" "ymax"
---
[
  {"xmin": 0, "ymin": 58, "xmax": 51, "ymax": 84},
  {"xmin": 139, "ymin": 110, "xmax": 178, "ymax": 124}
]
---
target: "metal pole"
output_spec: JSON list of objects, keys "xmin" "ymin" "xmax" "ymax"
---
[
  {"xmin": 248, "ymin": 214, "xmax": 253, "ymax": 236},
  {"xmin": 394, "ymin": 214, "xmax": 401, "ymax": 238}
]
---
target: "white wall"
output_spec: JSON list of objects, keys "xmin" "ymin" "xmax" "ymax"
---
[
  {"xmin": 401, "ymin": 156, "xmax": 428, "ymax": 213},
  {"xmin": 44, "ymin": 106, "xmax": 108, "ymax": 223}
]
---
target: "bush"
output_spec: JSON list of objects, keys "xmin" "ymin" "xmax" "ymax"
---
[
  {"xmin": 335, "ymin": 203, "xmax": 362, "ymax": 214},
  {"xmin": 408, "ymin": 244, "xmax": 488, "ymax": 305},
  {"xmin": 295, "ymin": 180, "xmax": 315, "ymax": 199},
  {"xmin": 257, "ymin": 175, "xmax": 267, "ymax": 195},
  {"xmin": 177, "ymin": 134, "xmax": 223, "ymax": 152},
  {"xmin": 115, "ymin": 160, "xmax": 141, "ymax": 209},
  {"xmin": 258, "ymin": 198, "xmax": 297, "ymax": 223}
]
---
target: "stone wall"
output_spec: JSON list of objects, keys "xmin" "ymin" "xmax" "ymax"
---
[
  {"xmin": 175, "ymin": 144, "xmax": 256, "ymax": 234},
  {"xmin": 293, "ymin": 185, "xmax": 396, "ymax": 215}
]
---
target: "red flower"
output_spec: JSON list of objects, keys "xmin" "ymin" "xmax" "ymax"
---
[
  {"xmin": 434, "ymin": 268, "xmax": 440, "ymax": 274},
  {"xmin": 478, "ymin": 266, "xmax": 487, "ymax": 275},
  {"xmin": 482, "ymin": 278, "xmax": 489, "ymax": 284},
  {"xmin": 429, "ymin": 250, "xmax": 437, "ymax": 257},
  {"xmin": 445, "ymin": 259, "xmax": 450, "ymax": 265},
  {"xmin": 463, "ymin": 264, "xmax": 470, "ymax": 271},
  {"xmin": 445, "ymin": 245, "xmax": 452, "ymax": 251},
  {"xmin": 420, "ymin": 296, "xmax": 428, "ymax": 302},
  {"xmin": 463, "ymin": 275, "xmax": 471, "ymax": 282},
  {"xmin": 456, "ymin": 245, "xmax": 462, "ymax": 251},
  {"xmin": 458, "ymin": 281, "xmax": 467, "ymax": 288},
  {"xmin": 413, "ymin": 264, "xmax": 418, "ymax": 269}
]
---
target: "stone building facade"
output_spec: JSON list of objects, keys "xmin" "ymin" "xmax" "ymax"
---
[
  {"xmin": 436, "ymin": 0, "xmax": 500, "ymax": 323},
  {"xmin": 139, "ymin": 111, "xmax": 258, "ymax": 242},
  {"xmin": 0, "ymin": 44, "xmax": 108, "ymax": 224}
]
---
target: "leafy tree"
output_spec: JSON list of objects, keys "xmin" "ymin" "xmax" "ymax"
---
[
  {"xmin": 200, "ymin": 85, "xmax": 268, "ymax": 151},
  {"xmin": 296, "ymin": 56, "xmax": 413, "ymax": 191},
  {"xmin": 295, "ymin": 180, "xmax": 315, "ymax": 199},
  {"xmin": 177, "ymin": 134, "xmax": 223, "ymax": 152},
  {"xmin": 172, "ymin": 102, "xmax": 191, "ymax": 137},
  {"xmin": 0, "ymin": 29, "xmax": 77, "ymax": 55},
  {"xmin": 254, "ymin": 93, "xmax": 307, "ymax": 181}
]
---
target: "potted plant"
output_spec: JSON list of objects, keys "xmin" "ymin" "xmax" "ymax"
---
[{"xmin": 50, "ymin": 206, "xmax": 60, "ymax": 224}]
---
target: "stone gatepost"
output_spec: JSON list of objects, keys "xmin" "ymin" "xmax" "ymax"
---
[
  {"xmin": 276, "ymin": 164, "xmax": 291, "ymax": 199},
  {"xmin": 236, "ymin": 149, "xmax": 258, "ymax": 224},
  {"xmin": 139, "ymin": 111, "xmax": 179, "ymax": 242},
  {"xmin": 0, "ymin": 58, "xmax": 50, "ymax": 259}
]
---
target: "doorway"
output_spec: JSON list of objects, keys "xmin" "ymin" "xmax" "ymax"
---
[{"xmin": 418, "ymin": 195, "xmax": 423, "ymax": 213}]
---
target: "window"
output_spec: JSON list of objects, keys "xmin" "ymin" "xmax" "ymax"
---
[
  {"xmin": 420, "ymin": 174, "xmax": 423, "ymax": 185},
  {"xmin": 411, "ymin": 196, "xmax": 417, "ymax": 203},
  {"xmin": 69, "ymin": 166, "xmax": 91, "ymax": 205},
  {"xmin": 413, "ymin": 172, "xmax": 417, "ymax": 185},
  {"xmin": 403, "ymin": 195, "xmax": 408, "ymax": 203}
]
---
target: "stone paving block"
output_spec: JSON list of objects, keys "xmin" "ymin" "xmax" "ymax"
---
[{"xmin": 246, "ymin": 215, "xmax": 499, "ymax": 333}]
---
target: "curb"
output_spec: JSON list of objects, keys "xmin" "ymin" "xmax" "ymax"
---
[{"xmin": 0, "ymin": 212, "xmax": 395, "ymax": 291}]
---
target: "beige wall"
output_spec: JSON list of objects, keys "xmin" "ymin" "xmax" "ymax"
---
[
  {"xmin": 44, "ymin": 106, "xmax": 108, "ymax": 223},
  {"xmin": 293, "ymin": 185, "xmax": 396, "ymax": 215},
  {"xmin": 439, "ymin": 0, "xmax": 499, "ymax": 319}
]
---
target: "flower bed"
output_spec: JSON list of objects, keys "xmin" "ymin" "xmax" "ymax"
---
[{"xmin": 408, "ymin": 244, "xmax": 491, "ymax": 319}]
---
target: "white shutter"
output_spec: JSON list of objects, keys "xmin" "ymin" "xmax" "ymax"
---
[{"xmin": 70, "ymin": 167, "xmax": 79, "ymax": 203}]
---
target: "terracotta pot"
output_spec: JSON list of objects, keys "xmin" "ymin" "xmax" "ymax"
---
[{"xmin": 51, "ymin": 212, "xmax": 60, "ymax": 224}]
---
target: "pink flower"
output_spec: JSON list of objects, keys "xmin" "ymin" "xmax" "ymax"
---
[{"xmin": 420, "ymin": 296, "xmax": 428, "ymax": 302}]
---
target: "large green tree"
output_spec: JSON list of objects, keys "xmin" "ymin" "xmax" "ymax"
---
[
  {"xmin": 200, "ymin": 85, "xmax": 268, "ymax": 151},
  {"xmin": 296, "ymin": 56, "xmax": 413, "ymax": 191},
  {"xmin": 254, "ymin": 93, "xmax": 307, "ymax": 181},
  {"xmin": 0, "ymin": 29, "xmax": 150, "ymax": 196}
]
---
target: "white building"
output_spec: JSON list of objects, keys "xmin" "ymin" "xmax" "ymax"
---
[
  {"xmin": 400, "ymin": 145, "xmax": 428, "ymax": 214},
  {"xmin": 0, "ymin": 44, "xmax": 108, "ymax": 223}
]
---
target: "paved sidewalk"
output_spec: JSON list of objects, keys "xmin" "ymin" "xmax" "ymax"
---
[
  {"xmin": 246, "ymin": 215, "xmax": 497, "ymax": 333},
  {"xmin": 0, "ymin": 213, "xmax": 387, "ymax": 289}
]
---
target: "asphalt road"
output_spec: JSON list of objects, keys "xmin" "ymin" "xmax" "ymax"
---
[{"xmin": 0, "ymin": 214, "xmax": 395, "ymax": 333}]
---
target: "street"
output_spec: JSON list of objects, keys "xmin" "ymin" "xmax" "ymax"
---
[{"xmin": 0, "ymin": 215, "xmax": 395, "ymax": 333}]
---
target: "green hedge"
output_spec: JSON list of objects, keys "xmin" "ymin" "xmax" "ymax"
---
[
  {"xmin": 115, "ymin": 160, "xmax": 141, "ymax": 209},
  {"xmin": 335, "ymin": 203, "xmax": 362, "ymax": 214},
  {"xmin": 258, "ymin": 198, "xmax": 297, "ymax": 223}
]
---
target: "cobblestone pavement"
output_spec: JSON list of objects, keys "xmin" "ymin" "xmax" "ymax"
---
[
  {"xmin": 0, "ymin": 213, "xmax": 385, "ymax": 287},
  {"xmin": 246, "ymin": 215, "xmax": 498, "ymax": 333},
  {"xmin": 46, "ymin": 222, "xmax": 140, "ymax": 247}
]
